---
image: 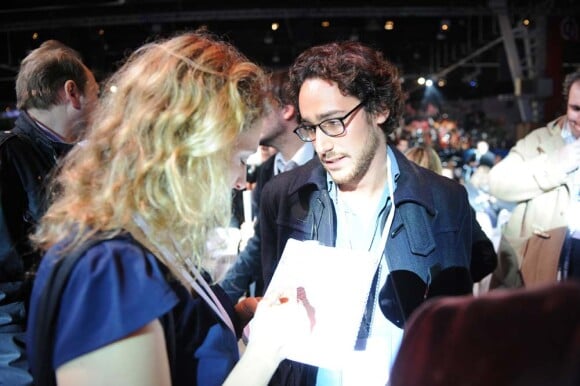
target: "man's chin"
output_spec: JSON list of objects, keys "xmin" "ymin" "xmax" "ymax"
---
[{"xmin": 325, "ymin": 168, "xmax": 351, "ymax": 186}]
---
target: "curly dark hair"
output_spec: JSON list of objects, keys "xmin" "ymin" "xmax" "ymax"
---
[{"xmin": 286, "ymin": 40, "xmax": 404, "ymax": 137}]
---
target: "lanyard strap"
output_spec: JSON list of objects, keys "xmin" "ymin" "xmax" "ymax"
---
[
  {"xmin": 339, "ymin": 157, "xmax": 396, "ymax": 348},
  {"xmin": 133, "ymin": 215, "xmax": 236, "ymax": 335}
]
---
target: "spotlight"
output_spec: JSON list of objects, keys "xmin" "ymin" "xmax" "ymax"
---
[
  {"xmin": 417, "ymin": 77, "xmax": 426, "ymax": 85},
  {"xmin": 384, "ymin": 20, "xmax": 394, "ymax": 30},
  {"xmin": 425, "ymin": 79, "xmax": 434, "ymax": 87}
]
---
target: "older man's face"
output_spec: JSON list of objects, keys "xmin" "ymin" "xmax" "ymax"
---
[{"xmin": 567, "ymin": 80, "xmax": 580, "ymax": 139}]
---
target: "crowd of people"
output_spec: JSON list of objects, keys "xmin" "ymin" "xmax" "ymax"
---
[{"xmin": 0, "ymin": 26, "xmax": 579, "ymax": 386}]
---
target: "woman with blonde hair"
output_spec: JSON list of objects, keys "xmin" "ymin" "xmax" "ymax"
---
[
  {"xmin": 26, "ymin": 31, "xmax": 309, "ymax": 386},
  {"xmin": 404, "ymin": 144, "xmax": 443, "ymax": 175}
]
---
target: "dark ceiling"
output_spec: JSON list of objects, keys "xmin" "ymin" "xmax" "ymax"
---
[{"xmin": 0, "ymin": 0, "xmax": 579, "ymax": 107}]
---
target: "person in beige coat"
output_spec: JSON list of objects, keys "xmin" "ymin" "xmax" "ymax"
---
[{"xmin": 488, "ymin": 70, "xmax": 580, "ymax": 288}]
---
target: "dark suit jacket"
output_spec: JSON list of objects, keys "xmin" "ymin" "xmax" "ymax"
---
[
  {"xmin": 0, "ymin": 112, "xmax": 73, "ymax": 385},
  {"xmin": 252, "ymin": 155, "xmax": 276, "ymax": 220},
  {"xmin": 259, "ymin": 145, "xmax": 497, "ymax": 385},
  {"xmin": 221, "ymin": 155, "xmax": 276, "ymax": 301}
]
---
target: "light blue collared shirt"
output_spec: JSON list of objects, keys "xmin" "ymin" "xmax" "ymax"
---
[
  {"xmin": 274, "ymin": 142, "xmax": 315, "ymax": 175},
  {"xmin": 327, "ymin": 147, "xmax": 399, "ymax": 253},
  {"xmin": 317, "ymin": 146, "xmax": 403, "ymax": 386}
]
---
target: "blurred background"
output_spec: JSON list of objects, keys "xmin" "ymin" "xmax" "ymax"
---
[{"xmin": 0, "ymin": 0, "xmax": 578, "ymax": 148}]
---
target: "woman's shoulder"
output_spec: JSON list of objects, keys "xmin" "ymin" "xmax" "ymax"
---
[
  {"xmin": 39, "ymin": 234, "xmax": 158, "ymax": 280},
  {"xmin": 45, "ymin": 234, "xmax": 179, "ymax": 368}
]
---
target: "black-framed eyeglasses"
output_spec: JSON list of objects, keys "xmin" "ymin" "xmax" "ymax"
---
[{"xmin": 293, "ymin": 101, "xmax": 365, "ymax": 142}]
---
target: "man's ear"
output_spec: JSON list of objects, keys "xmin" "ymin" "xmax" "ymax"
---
[
  {"xmin": 64, "ymin": 80, "xmax": 82, "ymax": 109},
  {"xmin": 375, "ymin": 110, "xmax": 389, "ymax": 125},
  {"xmin": 282, "ymin": 104, "xmax": 296, "ymax": 121}
]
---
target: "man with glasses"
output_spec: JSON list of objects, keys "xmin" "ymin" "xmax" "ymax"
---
[
  {"xmin": 259, "ymin": 41, "xmax": 497, "ymax": 386},
  {"xmin": 292, "ymin": 101, "xmax": 365, "ymax": 142}
]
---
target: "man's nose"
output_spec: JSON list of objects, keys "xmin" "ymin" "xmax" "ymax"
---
[{"xmin": 315, "ymin": 127, "xmax": 334, "ymax": 154}]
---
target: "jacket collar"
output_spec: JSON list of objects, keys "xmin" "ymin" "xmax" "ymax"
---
[
  {"xmin": 548, "ymin": 115, "xmax": 566, "ymax": 135},
  {"xmin": 14, "ymin": 111, "xmax": 51, "ymax": 142},
  {"xmin": 13, "ymin": 111, "xmax": 73, "ymax": 157},
  {"xmin": 287, "ymin": 156, "xmax": 328, "ymax": 195},
  {"xmin": 390, "ymin": 146, "xmax": 437, "ymax": 216}
]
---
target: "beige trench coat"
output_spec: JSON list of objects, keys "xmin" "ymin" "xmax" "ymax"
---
[{"xmin": 488, "ymin": 116, "xmax": 573, "ymax": 288}]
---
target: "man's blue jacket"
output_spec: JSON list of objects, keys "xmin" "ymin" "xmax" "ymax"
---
[{"xmin": 259, "ymin": 145, "xmax": 497, "ymax": 385}]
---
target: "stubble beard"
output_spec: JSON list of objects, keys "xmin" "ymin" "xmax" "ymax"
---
[{"xmin": 325, "ymin": 127, "xmax": 381, "ymax": 187}]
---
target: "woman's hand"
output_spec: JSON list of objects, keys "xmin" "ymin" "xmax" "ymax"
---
[
  {"xmin": 223, "ymin": 288, "xmax": 313, "ymax": 386},
  {"xmin": 245, "ymin": 289, "xmax": 312, "ymax": 362},
  {"xmin": 234, "ymin": 296, "xmax": 261, "ymax": 334}
]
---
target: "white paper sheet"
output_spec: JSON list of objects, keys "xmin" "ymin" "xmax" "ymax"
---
[{"xmin": 264, "ymin": 238, "xmax": 379, "ymax": 369}]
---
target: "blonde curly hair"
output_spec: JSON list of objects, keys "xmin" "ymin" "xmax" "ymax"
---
[{"xmin": 33, "ymin": 31, "xmax": 268, "ymax": 278}]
